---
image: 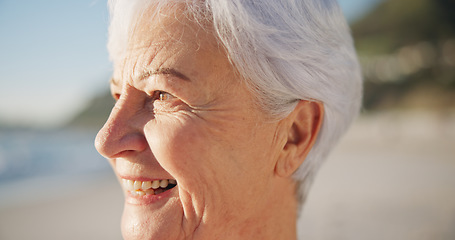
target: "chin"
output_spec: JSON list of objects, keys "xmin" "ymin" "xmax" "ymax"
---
[{"xmin": 120, "ymin": 188, "xmax": 187, "ymax": 240}]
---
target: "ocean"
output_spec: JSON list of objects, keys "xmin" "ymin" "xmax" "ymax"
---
[{"xmin": 0, "ymin": 128, "xmax": 113, "ymax": 207}]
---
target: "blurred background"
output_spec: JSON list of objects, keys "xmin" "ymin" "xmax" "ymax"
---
[{"xmin": 0, "ymin": 0, "xmax": 454, "ymax": 239}]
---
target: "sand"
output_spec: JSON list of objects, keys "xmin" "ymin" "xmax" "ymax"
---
[
  {"xmin": 299, "ymin": 110, "xmax": 455, "ymax": 240},
  {"xmin": 1, "ymin": 110, "xmax": 454, "ymax": 240}
]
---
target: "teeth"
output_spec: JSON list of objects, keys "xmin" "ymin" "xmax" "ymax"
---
[
  {"xmin": 160, "ymin": 179, "xmax": 169, "ymax": 188},
  {"xmin": 144, "ymin": 189, "xmax": 155, "ymax": 195},
  {"xmin": 142, "ymin": 181, "xmax": 152, "ymax": 190},
  {"xmin": 122, "ymin": 179, "xmax": 177, "ymax": 196},
  {"xmin": 134, "ymin": 190, "xmax": 145, "ymax": 196},
  {"xmin": 151, "ymin": 180, "xmax": 160, "ymax": 189},
  {"xmin": 134, "ymin": 181, "xmax": 142, "ymax": 190},
  {"xmin": 125, "ymin": 180, "xmax": 134, "ymax": 191}
]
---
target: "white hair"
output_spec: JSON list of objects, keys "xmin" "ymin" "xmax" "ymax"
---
[{"xmin": 107, "ymin": 0, "xmax": 362, "ymax": 205}]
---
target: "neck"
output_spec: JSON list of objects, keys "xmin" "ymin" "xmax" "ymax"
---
[{"xmin": 232, "ymin": 178, "xmax": 298, "ymax": 240}]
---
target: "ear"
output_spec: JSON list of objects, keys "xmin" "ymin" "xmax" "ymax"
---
[{"xmin": 275, "ymin": 100, "xmax": 324, "ymax": 178}]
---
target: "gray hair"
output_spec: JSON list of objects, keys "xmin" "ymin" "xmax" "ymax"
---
[{"xmin": 107, "ymin": 0, "xmax": 362, "ymax": 206}]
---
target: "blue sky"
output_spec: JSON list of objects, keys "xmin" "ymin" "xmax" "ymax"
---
[{"xmin": 0, "ymin": 0, "xmax": 382, "ymax": 128}]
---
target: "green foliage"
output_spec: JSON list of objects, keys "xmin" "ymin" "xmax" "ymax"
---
[
  {"xmin": 66, "ymin": 91, "xmax": 114, "ymax": 129},
  {"xmin": 352, "ymin": 0, "xmax": 455, "ymax": 110},
  {"xmin": 353, "ymin": 0, "xmax": 455, "ymax": 52}
]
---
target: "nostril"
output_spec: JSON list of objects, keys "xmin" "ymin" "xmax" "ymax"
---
[{"xmin": 95, "ymin": 121, "xmax": 148, "ymax": 159}]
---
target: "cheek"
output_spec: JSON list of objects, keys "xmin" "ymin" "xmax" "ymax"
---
[
  {"xmin": 144, "ymin": 113, "xmax": 252, "ymax": 196},
  {"xmin": 144, "ymin": 112, "xmax": 275, "ymax": 195},
  {"xmin": 144, "ymin": 115, "xmax": 222, "ymax": 184}
]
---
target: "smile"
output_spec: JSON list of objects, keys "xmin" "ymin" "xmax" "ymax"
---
[{"xmin": 122, "ymin": 179, "xmax": 177, "ymax": 196}]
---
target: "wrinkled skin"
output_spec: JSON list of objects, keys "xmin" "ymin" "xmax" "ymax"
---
[{"xmin": 95, "ymin": 6, "xmax": 321, "ymax": 240}]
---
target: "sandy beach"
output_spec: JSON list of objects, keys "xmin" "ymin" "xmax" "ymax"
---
[{"xmin": 1, "ymin": 110, "xmax": 454, "ymax": 240}]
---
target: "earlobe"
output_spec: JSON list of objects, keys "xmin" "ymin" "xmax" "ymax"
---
[{"xmin": 275, "ymin": 100, "xmax": 324, "ymax": 178}]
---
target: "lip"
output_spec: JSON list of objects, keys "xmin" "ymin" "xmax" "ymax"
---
[
  {"xmin": 125, "ymin": 186, "xmax": 176, "ymax": 205},
  {"xmin": 119, "ymin": 176, "xmax": 177, "ymax": 206},
  {"xmin": 119, "ymin": 175, "xmax": 171, "ymax": 182}
]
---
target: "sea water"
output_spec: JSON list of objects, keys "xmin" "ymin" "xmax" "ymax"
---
[{"xmin": 0, "ymin": 128, "xmax": 112, "ymax": 207}]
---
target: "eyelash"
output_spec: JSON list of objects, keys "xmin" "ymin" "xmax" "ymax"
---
[
  {"xmin": 113, "ymin": 93, "xmax": 120, "ymax": 101},
  {"xmin": 157, "ymin": 91, "xmax": 175, "ymax": 101},
  {"xmin": 112, "ymin": 91, "xmax": 175, "ymax": 103}
]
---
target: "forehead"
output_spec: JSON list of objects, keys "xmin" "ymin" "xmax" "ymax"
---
[
  {"xmin": 112, "ymin": 5, "xmax": 228, "ymax": 83},
  {"xmin": 131, "ymin": 6, "xmax": 207, "ymax": 49}
]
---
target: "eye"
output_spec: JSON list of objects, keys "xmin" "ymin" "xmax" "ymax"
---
[
  {"xmin": 112, "ymin": 93, "xmax": 121, "ymax": 101},
  {"xmin": 158, "ymin": 91, "xmax": 175, "ymax": 101}
]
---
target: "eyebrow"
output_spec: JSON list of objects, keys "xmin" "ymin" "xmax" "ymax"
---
[
  {"xmin": 138, "ymin": 67, "xmax": 191, "ymax": 82},
  {"xmin": 110, "ymin": 68, "xmax": 191, "ymax": 87}
]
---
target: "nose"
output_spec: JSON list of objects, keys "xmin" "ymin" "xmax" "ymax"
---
[{"xmin": 95, "ymin": 86, "xmax": 149, "ymax": 159}]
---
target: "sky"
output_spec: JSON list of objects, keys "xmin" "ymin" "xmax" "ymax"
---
[{"xmin": 0, "ymin": 0, "xmax": 383, "ymax": 128}]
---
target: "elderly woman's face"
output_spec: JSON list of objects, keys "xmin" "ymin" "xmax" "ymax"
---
[{"xmin": 95, "ymin": 7, "xmax": 294, "ymax": 240}]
